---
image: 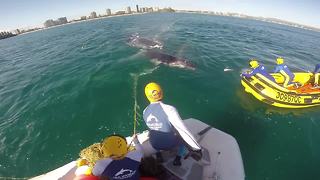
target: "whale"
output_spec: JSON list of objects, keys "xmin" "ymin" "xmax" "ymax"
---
[
  {"xmin": 127, "ymin": 34, "xmax": 163, "ymax": 49},
  {"xmin": 145, "ymin": 50, "xmax": 195, "ymax": 70}
]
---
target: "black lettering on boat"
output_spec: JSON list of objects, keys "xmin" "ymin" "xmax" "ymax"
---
[
  {"xmin": 275, "ymin": 91, "xmax": 302, "ymax": 103},
  {"xmin": 287, "ymin": 95, "xmax": 292, "ymax": 102}
]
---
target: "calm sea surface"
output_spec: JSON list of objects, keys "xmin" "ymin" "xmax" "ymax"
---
[{"xmin": 1, "ymin": 13, "xmax": 320, "ymax": 180}]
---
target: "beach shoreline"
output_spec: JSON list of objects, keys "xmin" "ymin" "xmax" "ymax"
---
[
  {"xmin": 17, "ymin": 13, "xmax": 147, "ymax": 36},
  {"xmin": 16, "ymin": 11, "xmax": 320, "ymax": 37}
]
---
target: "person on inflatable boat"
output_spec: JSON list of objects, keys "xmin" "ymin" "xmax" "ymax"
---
[
  {"xmin": 92, "ymin": 134, "xmax": 143, "ymax": 180},
  {"xmin": 241, "ymin": 59, "xmax": 275, "ymax": 82},
  {"xmin": 273, "ymin": 57, "xmax": 295, "ymax": 88},
  {"xmin": 313, "ymin": 64, "xmax": 320, "ymax": 87},
  {"xmin": 143, "ymin": 82, "xmax": 202, "ymax": 166}
]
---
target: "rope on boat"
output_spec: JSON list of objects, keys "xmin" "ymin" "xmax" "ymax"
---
[
  {"xmin": 132, "ymin": 74, "xmax": 138, "ymax": 135},
  {"xmin": 129, "ymin": 66, "xmax": 159, "ymax": 146},
  {"xmin": 130, "ymin": 66, "xmax": 159, "ymax": 136},
  {"xmin": 127, "ymin": 73, "xmax": 142, "ymax": 148}
]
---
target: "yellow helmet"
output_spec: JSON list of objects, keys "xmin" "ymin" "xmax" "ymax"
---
[
  {"xmin": 276, "ymin": 57, "xmax": 284, "ymax": 65},
  {"xmin": 249, "ymin": 59, "xmax": 259, "ymax": 68},
  {"xmin": 101, "ymin": 135, "xmax": 128, "ymax": 159},
  {"xmin": 145, "ymin": 82, "xmax": 163, "ymax": 102}
]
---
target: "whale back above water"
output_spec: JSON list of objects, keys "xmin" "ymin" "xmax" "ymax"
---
[
  {"xmin": 145, "ymin": 50, "xmax": 195, "ymax": 70},
  {"xmin": 127, "ymin": 34, "xmax": 163, "ymax": 49}
]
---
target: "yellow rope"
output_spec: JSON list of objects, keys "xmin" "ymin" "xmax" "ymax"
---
[
  {"xmin": 129, "ymin": 67, "xmax": 158, "ymax": 145},
  {"xmin": 127, "ymin": 74, "xmax": 139, "ymax": 149},
  {"xmin": 132, "ymin": 74, "xmax": 138, "ymax": 135},
  {"xmin": 134, "ymin": 97, "xmax": 137, "ymax": 135},
  {"xmin": 131, "ymin": 67, "xmax": 159, "ymax": 136}
]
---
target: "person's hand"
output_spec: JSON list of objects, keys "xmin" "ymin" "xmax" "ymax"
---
[
  {"xmin": 132, "ymin": 134, "xmax": 138, "ymax": 140},
  {"xmin": 132, "ymin": 134, "xmax": 140, "ymax": 145}
]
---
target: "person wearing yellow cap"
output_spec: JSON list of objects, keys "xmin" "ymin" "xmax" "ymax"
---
[
  {"xmin": 143, "ymin": 82, "xmax": 202, "ymax": 166},
  {"xmin": 92, "ymin": 134, "xmax": 143, "ymax": 180},
  {"xmin": 313, "ymin": 64, "xmax": 320, "ymax": 88},
  {"xmin": 241, "ymin": 59, "xmax": 275, "ymax": 82},
  {"xmin": 273, "ymin": 57, "xmax": 295, "ymax": 88}
]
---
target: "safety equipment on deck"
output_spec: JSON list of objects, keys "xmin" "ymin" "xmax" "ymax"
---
[{"xmin": 145, "ymin": 82, "xmax": 163, "ymax": 102}]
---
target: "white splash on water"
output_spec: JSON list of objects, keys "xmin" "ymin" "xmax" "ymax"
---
[{"xmin": 224, "ymin": 67, "xmax": 234, "ymax": 72}]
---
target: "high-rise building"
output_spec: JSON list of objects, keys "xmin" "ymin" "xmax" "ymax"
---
[
  {"xmin": 44, "ymin": 19, "xmax": 55, "ymax": 27},
  {"xmin": 43, "ymin": 17, "xmax": 68, "ymax": 28},
  {"xmin": 147, "ymin": 7, "xmax": 153, "ymax": 12},
  {"xmin": 141, "ymin": 7, "xmax": 147, "ymax": 12},
  {"xmin": 106, "ymin": 9, "xmax": 111, "ymax": 16},
  {"xmin": 126, "ymin": 6, "xmax": 132, "ymax": 14},
  {"xmin": 0, "ymin": 31, "xmax": 16, "ymax": 40},
  {"xmin": 15, "ymin": 29, "xmax": 21, "ymax": 34},
  {"xmin": 136, "ymin": 5, "xmax": 139, "ymax": 12},
  {"xmin": 90, "ymin": 12, "xmax": 97, "ymax": 19},
  {"xmin": 115, "ymin": 11, "xmax": 125, "ymax": 15},
  {"xmin": 57, "ymin": 17, "xmax": 68, "ymax": 24}
]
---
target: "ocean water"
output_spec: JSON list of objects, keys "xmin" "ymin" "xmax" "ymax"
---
[{"xmin": 0, "ymin": 13, "xmax": 320, "ymax": 179}]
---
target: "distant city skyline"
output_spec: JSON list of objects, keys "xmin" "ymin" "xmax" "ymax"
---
[{"xmin": 1, "ymin": 0, "xmax": 319, "ymax": 31}]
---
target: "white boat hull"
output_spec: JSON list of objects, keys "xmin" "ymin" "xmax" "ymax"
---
[{"xmin": 31, "ymin": 118, "xmax": 245, "ymax": 180}]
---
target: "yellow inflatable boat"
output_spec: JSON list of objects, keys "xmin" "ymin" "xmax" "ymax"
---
[{"xmin": 241, "ymin": 72, "xmax": 320, "ymax": 108}]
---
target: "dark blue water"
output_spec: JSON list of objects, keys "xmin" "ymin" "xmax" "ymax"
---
[{"xmin": 0, "ymin": 13, "xmax": 320, "ymax": 179}]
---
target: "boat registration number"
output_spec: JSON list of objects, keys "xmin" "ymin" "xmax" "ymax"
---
[{"xmin": 276, "ymin": 92, "xmax": 302, "ymax": 103}]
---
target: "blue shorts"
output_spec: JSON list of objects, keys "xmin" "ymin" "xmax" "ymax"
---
[{"xmin": 149, "ymin": 130, "xmax": 182, "ymax": 151}]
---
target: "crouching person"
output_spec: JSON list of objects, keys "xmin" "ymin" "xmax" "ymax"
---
[
  {"xmin": 143, "ymin": 82, "xmax": 202, "ymax": 166},
  {"xmin": 92, "ymin": 134, "xmax": 143, "ymax": 180}
]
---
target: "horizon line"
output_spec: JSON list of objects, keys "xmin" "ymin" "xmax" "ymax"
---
[{"xmin": 1, "ymin": 7, "xmax": 319, "ymax": 32}]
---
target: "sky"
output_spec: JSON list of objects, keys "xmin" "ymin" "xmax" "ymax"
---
[{"xmin": 0, "ymin": 0, "xmax": 319, "ymax": 31}]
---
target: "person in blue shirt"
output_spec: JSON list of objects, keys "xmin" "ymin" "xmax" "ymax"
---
[
  {"xmin": 143, "ymin": 82, "xmax": 202, "ymax": 166},
  {"xmin": 92, "ymin": 134, "xmax": 143, "ymax": 180},
  {"xmin": 313, "ymin": 64, "xmax": 320, "ymax": 87},
  {"xmin": 241, "ymin": 59, "xmax": 275, "ymax": 82},
  {"xmin": 273, "ymin": 57, "xmax": 295, "ymax": 88}
]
